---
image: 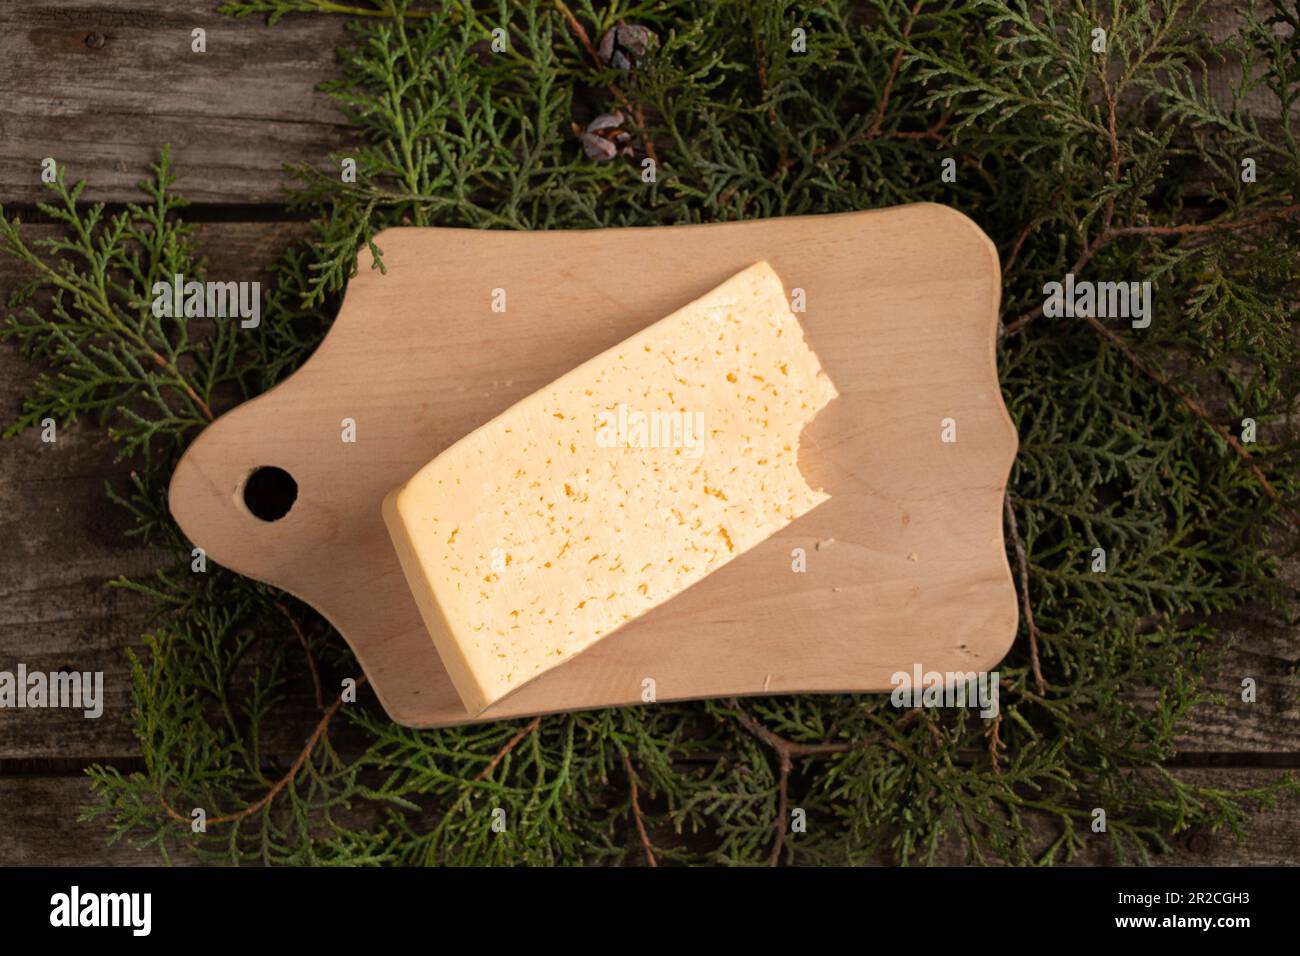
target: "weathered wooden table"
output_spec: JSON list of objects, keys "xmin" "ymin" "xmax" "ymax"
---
[{"xmin": 1, "ymin": 1, "xmax": 1296, "ymax": 865}]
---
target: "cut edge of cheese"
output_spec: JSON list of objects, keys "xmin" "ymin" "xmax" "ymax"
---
[
  {"xmin": 383, "ymin": 492, "xmax": 487, "ymax": 711},
  {"xmin": 383, "ymin": 260, "xmax": 838, "ymax": 716}
]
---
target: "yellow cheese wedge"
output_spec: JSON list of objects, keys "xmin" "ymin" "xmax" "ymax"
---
[{"xmin": 383, "ymin": 261, "xmax": 839, "ymax": 715}]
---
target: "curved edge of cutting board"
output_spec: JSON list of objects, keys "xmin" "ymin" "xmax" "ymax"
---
[
  {"xmin": 169, "ymin": 204, "xmax": 1020, "ymax": 726},
  {"xmin": 945, "ymin": 204, "xmax": 1019, "ymax": 678},
  {"xmin": 871, "ymin": 204, "xmax": 1017, "ymax": 683}
]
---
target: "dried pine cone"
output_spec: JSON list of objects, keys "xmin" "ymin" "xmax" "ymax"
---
[
  {"xmin": 579, "ymin": 110, "xmax": 634, "ymax": 161},
  {"xmin": 597, "ymin": 22, "xmax": 655, "ymax": 70}
]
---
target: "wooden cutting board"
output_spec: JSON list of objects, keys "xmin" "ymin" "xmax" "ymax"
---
[{"xmin": 169, "ymin": 204, "xmax": 1019, "ymax": 727}]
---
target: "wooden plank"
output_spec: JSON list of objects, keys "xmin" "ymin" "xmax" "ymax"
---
[
  {"xmin": 0, "ymin": 776, "xmax": 192, "ymax": 865},
  {"xmin": 1201, "ymin": 1, "xmax": 1299, "ymax": 119},
  {"xmin": 1175, "ymin": 601, "xmax": 1300, "ymax": 753},
  {"xmin": 0, "ymin": 222, "xmax": 315, "ymax": 761},
  {"xmin": 0, "ymin": 3, "xmax": 1285, "ymax": 208},
  {"xmin": 928, "ymin": 768, "xmax": 1300, "ymax": 866},
  {"xmin": 0, "ymin": 2, "xmax": 349, "ymax": 204}
]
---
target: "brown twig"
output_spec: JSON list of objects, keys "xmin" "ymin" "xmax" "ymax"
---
[
  {"xmin": 1076, "ymin": 311, "xmax": 1300, "ymax": 529},
  {"xmin": 475, "ymin": 715, "xmax": 542, "ymax": 781},
  {"xmin": 887, "ymin": 118, "xmax": 948, "ymax": 142},
  {"xmin": 773, "ymin": 3, "xmax": 941, "ymax": 184},
  {"xmin": 997, "ymin": 76, "xmax": 1300, "ymax": 528},
  {"xmin": 553, "ymin": 1, "xmax": 659, "ymax": 166},
  {"xmin": 752, "ymin": 18, "xmax": 789, "ymax": 175},
  {"xmin": 724, "ymin": 702, "xmax": 860, "ymax": 761},
  {"xmin": 1099, "ymin": 80, "xmax": 1120, "ymax": 238},
  {"xmin": 149, "ymin": 352, "xmax": 213, "ymax": 421},
  {"xmin": 1001, "ymin": 203, "xmax": 1300, "ymax": 339},
  {"xmin": 807, "ymin": 1, "xmax": 942, "ymax": 162},
  {"xmin": 621, "ymin": 751, "xmax": 658, "ymax": 867},
  {"xmin": 812, "ymin": 114, "xmax": 947, "ymax": 168},
  {"xmin": 162, "ymin": 676, "xmax": 365, "ymax": 827},
  {"xmin": 867, "ymin": 0, "xmax": 926, "ymax": 139},
  {"xmin": 553, "ymin": 0, "xmax": 597, "ymax": 57},
  {"xmin": 986, "ymin": 712, "xmax": 1006, "ymax": 774},
  {"xmin": 925, "ymin": 715, "xmax": 945, "ymax": 748},
  {"xmin": 1000, "ymin": 303, "xmax": 1042, "ymax": 340},
  {"xmin": 1003, "ymin": 493, "xmax": 1047, "ymax": 695},
  {"xmin": 1000, "ymin": 235, "xmax": 1105, "ymax": 338},
  {"xmin": 1002, "ymin": 221, "xmax": 1036, "ymax": 276},
  {"xmin": 723, "ymin": 700, "xmax": 855, "ymax": 866},
  {"xmin": 808, "ymin": 115, "xmax": 947, "ymax": 179},
  {"xmin": 276, "ymin": 598, "xmax": 324, "ymax": 711},
  {"xmin": 1108, "ymin": 203, "xmax": 1300, "ymax": 238},
  {"xmin": 756, "ymin": 58, "xmax": 779, "ymax": 130},
  {"xmin": 724, "ymin": 708, "xmax": 929, "ymax": 863}
]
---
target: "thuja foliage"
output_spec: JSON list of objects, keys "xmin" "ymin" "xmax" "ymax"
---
[{"xmin": 3, "ymin": 0, "xmax": 1299, "ymax": 864}]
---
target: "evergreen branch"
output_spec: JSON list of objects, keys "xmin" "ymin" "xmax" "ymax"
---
[
  {"xmin": 276, "ymin": 599, "xmax": 326, "ymax": 711},
  {"xmin": 0, "ymin": 148, "xmax": 218, "ymax": 453},
  {"xmin": 985, "ymin": 713, "xmax": 1006, "ymax": 775},
  {"xmin": 1003, "ymin": 493, "xmax": 1047, "ymax": 695},
  {"xmin": 751, "ymin": 12, "xmax": 788, "ymax": 174},
  {"xmin": 160, "ymin": 675, "xmax": 366, "ymax": 828},
  {"xmin": 474, "ymin": 715, "xmax": 542, "ymax": 781},
  {"xmin": 723, "ymin": 699, "xmax": 857, "ymax": 866},
  {"xmin": 1111, "ymin": 203, "xmax": 1300, "ymax": 238},
  {"xmin": 621, "ymin": 751, "xmax": 658, "ymax": 867},
  {"xmin": 863, "ymin": 0, "xmax": 928, "ymax": 139},
  {"xmin": 1000, "ymin": 183, "xmax": 1299, "ymax": 530},
  {"xmin": 1077, "ymin": 310, "xmax": 1300, "ymax": 529}
]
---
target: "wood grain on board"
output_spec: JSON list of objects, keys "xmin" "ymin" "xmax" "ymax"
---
[{"xmin": 168, "ymin": 206, "xmax": 1019, "ymax": 727}]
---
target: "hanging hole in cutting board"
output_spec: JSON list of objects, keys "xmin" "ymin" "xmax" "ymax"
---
[{"xmin": 242, "ymin": 466, "xmax": 298, "ymax": 522}]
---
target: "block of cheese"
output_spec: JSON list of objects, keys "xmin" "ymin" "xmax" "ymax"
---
[{"xmin": 382, "ymin": 261, "xmax": 839, "ymax": 715}]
